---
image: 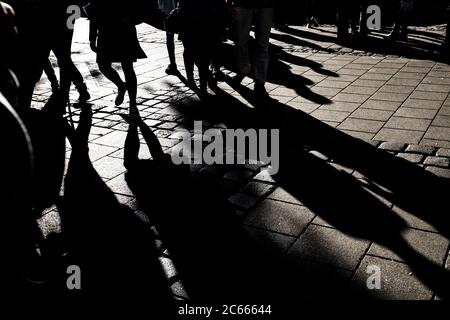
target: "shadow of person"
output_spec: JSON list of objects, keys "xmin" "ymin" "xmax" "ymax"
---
[
  {"xmin": 180, "ymin": 82, "xmax": 450, "ymax": 299},
  {"xmin": 25, "ymin": 95, "xmax": 67, "ymax": 216},
  {"xmin": 280, "ymin": 26, "xmax": 446, "ymax": 62},
  {"xmin": 59, "ymin": 105, "xmax": 174, "ymax": 312},
  {"xmin": 121, "ymin": 112, "xmax": 277, "ymax": 303}
]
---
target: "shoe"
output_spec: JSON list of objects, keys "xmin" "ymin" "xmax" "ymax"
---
[
  {"xmin": 233, "ymin": 73, "xmax": 246, "ymax": 85},
  {"xmin": 77, "ymin": 83, "xmax": 91, "ymax": 102},
  {"xmin": 51, "ymin": 81, "xmax": 60, "ymax": 94},
  {"xmin": 187, "ymin": 77, "xmax": 197, "ymax": 91},
  {"xmin": 254, "ymin": 84, "xmax": 269, "ymax": 100},
  {"xmin": 165, "ymin": 64, "xmax": 178, "ymax": 75},
  {"xmin": 115, "ymin": 85, "xmax": 126, "ymax": 106}
]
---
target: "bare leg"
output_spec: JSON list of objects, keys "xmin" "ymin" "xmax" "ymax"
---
[{"xmin": 121, "ymin": 61, "xmax": 137, "ymax": 110}]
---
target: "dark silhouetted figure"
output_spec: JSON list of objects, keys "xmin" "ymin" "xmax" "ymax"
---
[
  {"xmin": 158, "ymin": 0, "xmax": 178, "ymax": 75},
  {"xmin": 88, "ymin": 0, "xmax": 146, "ymax": 113},
  {"xmin": 231, "ymin": 0, "xmax": 275, "ymax": 99},
  {"xmin": 43, "ymin": 59, "xmax": 60, "ymax": 94},
  {"xmin": 386, "ymin": 0, "xmax": 414, "ymax": 41},
  {"xmin": 178, "ymin": 0, "xmax": 224, "ymax": 99},
  {"xmin": 336, "ymin": 0, "xmax": 360, "ymax": 40}
]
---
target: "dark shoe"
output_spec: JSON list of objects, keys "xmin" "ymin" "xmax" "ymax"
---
[
  {"xmin": 254, "ymin": 84, "xmax": 269, "ymax": 100},
  {"xmin": 51, "ymin": 81, "xmax": 60, "ymax": 94},
  {"xmin": 233, "ymin": 73, "xmax": 246, "ymax": 85},
  {"xmin": 115, "ymin": 85, "xmax": 126, "ymax": 106},
  {"xmin": 165, "ymin": 64, "xmax": 178, "ymax": 75},
  {"xmin": 77, "ymin": 83, "xmax": 91, "ymax": 102},
  {"xmin": 187, "ymin": 77, "xmax": 197, "ymax": 91}
]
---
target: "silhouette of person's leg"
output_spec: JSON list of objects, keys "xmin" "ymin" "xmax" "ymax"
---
[
  {"xmin": 121, "ymin": 61, "xmax": 137, "ymax": 110},
  {"xmin": 233, "ymin": 6, "xmax": 253, "ymax": 79},
  {"xmin": 197, "ymin": 50, "xmax": 210, "ymax": 95},
  {"xmin": 183, "ymin": 41, "xmax": 196, "ymax": 88},
  {"xmin": 253, "ymin": 8, "xmax": 274, "ymax": 89},
  {"xmin": 98, "ymin": 61, "xmax": 126, "ymax": 106},
  {"xmin": 43, "ymin": 59, "xmax": 59, "ymax": 93}
]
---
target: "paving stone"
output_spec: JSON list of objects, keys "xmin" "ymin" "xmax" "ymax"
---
[
  {"xmin": 436, "ymin": 148, "xmax": 450, "ymax": 157},
  {"xmin": 288, "ymin": 225, "xmax": 370, "ymax": 271},
  {"xmin": 243, "ymin": 226, "xmax": 297, "ymax": 257},
  {"xmin": 242, "ymin": 181, "xmax": 276, "ymax": 197},
  {"xmin": 368, "ymin": 228, "xmax": 449, "ymax": 265},
  {"xmin": 394, "ymin": 107, "xmax": 438, "ymax": 120},
  {"xmin": 267, "ymin": 187, "xmax": 305, "ymax": 206},
  {"xmin": 37, "ymin": 210, "xmax": 62, "ymax": 238},
  {"xmin": 432, "ymin": 115, "xmax": 450, "ymax": 127},
  {"xmin": 376, "ymin": 128, "xmax": 423, "ymax": 144},
  {"xmin": 311, "ymin": 110, "xmax": 349, "ymax": 122},
  {"xmin": 319, "ymin": 101, "xmax": 361, "ymax": 112},
  {"xmin": 92, "ymin": 156, "xmax": 127, "ymax": 179},
  {"xmin": 92, "ymin": 130, "xmax": 128, "ymax": 148},
  {"xmin": 228, "ymin": 193, "xmax": 260, "ymax": 210},
  {"xmin": 371, "ymin": 92, "xmax": 410, "ymax": 102},
  {"xmin": 106, "ymin": 174, "xmax": 134, "ymax": 196},
  {"xmin": 387, "ymin": 77, "xmax": 422, "ymax": 86},
  {"xmin": 425, "ymin": 166, "xmax": 450, "ymax": 178},
  {"xmin": 350, "ymin": 109, "xmax": 393, "ymax": 121},
  {"xmin": 253, "ymin": 169, "xmax": 277, "ymax": 183},
  {"xmin": 409, "ymin": 91, "xmax": 448, "ymax": 101},
  {"xmin": 334, "ymin": 93, "xmax": 370, "ymax": 103},
  {"xmin": 446, "ymin": 255, "xmax": 450, "ymax": 271},
  {"xmin": 223, "ymin": 169, "xmax": 254, "ymax": 182},
  {"xmin": 88, "ymin": 143, "xmax": 118, "ymax": 162},
  {"xmin": 391, "ymin": 206, "xmax": 438, "ymax": 233},
  {"xmin": 244, "ymin": 199, "xmax": 315, "ymax": 236},
  {"xmin": 361, "ymin": 99, "xmax": 401, "ymax": 111},
  {"xmin": 351, "ymin": 256, "xmax": 433, "ymax": 300},
  {"xmin": 405, "ymin": 145, "xmax": 436, "ymax": 155},
  {"xmin": 416, "ymin": 84, "xmax": 450, "ymax": 93},
  {"xmin": 423, "ymin": 156, "xmax": 450, "ymax": 168},
  {"xmin": 384, "ymin": 117, "xmax": 431, "ymax": 131},
  {"xmin": 342, "ymin": 86, "xmax": 378, "ymax": 95},
  {"xmin": 402, "ymin": 98, "xmax": 443, "ymax": 110},
  {"xmin": 379, "ymin": 85, "xmax": 415, "ymax": 94},
  {"xmin": 353, "ymin": 79, "xmax": 386, "ymax": 88},
  {"xmin": 396, "ymin": 153, "xmax": 424, "ymax": 164},
  {"xmin": 316, "ymin": 80, "xmax": 351, "ymax": 89},
  {"xmin": 378, "ymin": 142, "xmax": 406, "ymax": 152},
  {"xmin": 424, "ymin": 126, "xmax": 450, "ymax": 141},
  {"xmin": 338, "ymin": 118, "xmax": 384, "ymax": 133},
  {"xmin": 309, "ymin": 150, "xmax": 330, "ymax": 161}
]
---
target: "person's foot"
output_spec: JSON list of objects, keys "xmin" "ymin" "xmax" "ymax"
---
[
  {"xmin": 77, "ymin": 83, "xmax": 91, "ymax": 102},
  {"xmin": 165, "ymin": 63, "xmax": 178, "ymax": 75},
  {"xmin": 254, "ymin": 83, "xmax": 269, "ymax": 100},
  {"xmin": 233, "ymin": 73, "xmax": 246, "ymax": 85},
  {"xmin": 310, "ymin": 17, "xmax": 319, "ymax": 28},
  {"xmin": 51, "ymin": 81, "xmax": 60, "ymax": 94},
  {"xmin": 187, "ymin": 77, "xmax": 197, "ymax": 90},
  {"xmin": 115, "ymin": 84, "xmax": 126, "ymax": 106},
  {"xmin": 199, "ymin": 87, "xmax": 210, "ymax": 100}
]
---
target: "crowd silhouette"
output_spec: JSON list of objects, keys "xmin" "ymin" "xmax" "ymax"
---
[{"xmin": 1, "ymin": 0, "xmax": 450, "ymax": 309}]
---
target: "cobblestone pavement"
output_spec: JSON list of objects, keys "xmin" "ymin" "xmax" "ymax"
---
[{"xmin": 33, "ymin": 20, "xmax": 450, "ymax": 300}]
